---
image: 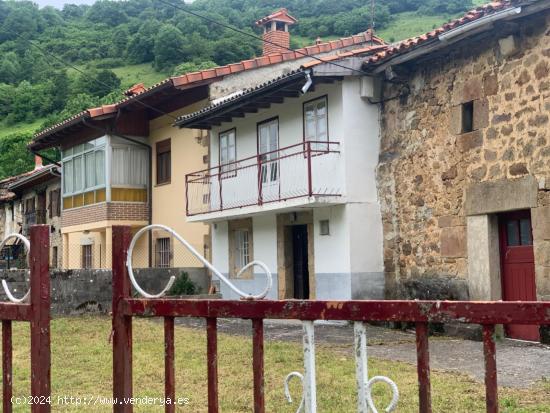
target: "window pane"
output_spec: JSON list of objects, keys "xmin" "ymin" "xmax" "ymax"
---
[
  {"xmin": 519, "ymin": 218, "xmax": 532, "ymax": 245},
  {"xmin": 95, "ymin": 149, "xmax": 105, "ymax": 186},
  {"xmin": 85, "ymin": 152, "xmax": 95, "ymax": 189},
  {"xmin": 73, "ymin": 144, "xmax": 83, "ymax": 155},
  {"xmin": 64, "ymin": 160, "xmax": 73, "ymax": 194},
  {"xmin": 506, "ymin": 220, "xmax": 520, "ymax": 246},
  {"xmin": 73, "ymin": 155, "xmax": 83, "ymax": 192},
  {"xmin": 112, "ymin": 148, "xmax": 127, "ymax": 185}
]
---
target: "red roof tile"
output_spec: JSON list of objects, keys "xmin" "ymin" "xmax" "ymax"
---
[
  {"xmin": 363, "ymin": 0, "xmax": 524, "ymax": 68},
  {"xmin": 255, "ymin": 8, "xmax": 297, "ymax": 26}
]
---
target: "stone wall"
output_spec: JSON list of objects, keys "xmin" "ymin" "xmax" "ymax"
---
[
  {"xmin": 0, "ymin": 267, "xmax": 208, "ymax": 315},
  {"xmin": 377, "ymin": 13, "xmax": 550, "ymax": 300}
]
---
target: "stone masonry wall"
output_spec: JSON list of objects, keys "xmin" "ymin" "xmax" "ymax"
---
[
  {"xmin": 377, "ymin": 13, "xmax": 550, "ymax": 299},
  {"xmin": 0, "ymin": 267, "xmax": 208, "ymax": 315}
]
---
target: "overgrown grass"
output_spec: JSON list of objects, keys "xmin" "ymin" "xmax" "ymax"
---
[
  {"xmin": 0, "ymin": 118, "xmax": 45, "ymax": 139},
  {"xmin": 111, "ymin": 63, "xmax": 169, "ymax": 88},
  {"xmin": 3, "ymin": 317, "xmax": 549, "ymax": 412}
]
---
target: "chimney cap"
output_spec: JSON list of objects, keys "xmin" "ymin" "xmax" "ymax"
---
[
  {"xmin": 255, "ymin": 8, "xmax": 297, "ymax": 26},
  {"xmin": 34, "ymin": 155, "xmax": 43, "ymax": 170}
]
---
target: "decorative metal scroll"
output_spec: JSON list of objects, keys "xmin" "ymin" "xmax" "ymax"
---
[
  {"xmin": 284, "ymin": 321, "xmax": 399, "ymax": 413},
  {"xmin": 126, "ymin": 224, "xmax": 273, "ymax": 299},
  {"xmin": 0, "ymin": 233, "xmax": 31, "ymax": 303}
]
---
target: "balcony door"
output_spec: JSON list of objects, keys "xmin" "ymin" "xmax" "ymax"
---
[{"xmin": 258, "ymin": 118, "xmax": 279, "ymax": 202}]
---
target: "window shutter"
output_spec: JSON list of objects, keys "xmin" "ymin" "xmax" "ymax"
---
[{"xmin": 48, "ymin": 191, "xmax": 53, "ymax": 219}]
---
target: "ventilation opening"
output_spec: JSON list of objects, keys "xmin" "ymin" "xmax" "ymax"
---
[{"xmin": 462, "ymin": 101, "xmax": 474, "ymax": 133}]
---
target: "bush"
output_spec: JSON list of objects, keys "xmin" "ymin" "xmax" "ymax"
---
[{"xmin": 168, "ymin": 272, "xmax": 198, "ymax": 296}]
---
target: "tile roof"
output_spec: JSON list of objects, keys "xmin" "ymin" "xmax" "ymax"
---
[
  {"xmin": 32, "ymin": 29, "xmax": 385, "ymax": 143},
  {"xmin": 0, "ymin": 164, "xmax": 60, "ymax": 202},
  {"xmin": 255, "ymin": 8, "xmax": 297, "ymax": 26},
  {"xmin": 301, "ymin": 44, "xmax": 387, "ymax": 69},
  {"xmin": 363, "ymin": 0, "xmax": 525, "ymax": 68}
]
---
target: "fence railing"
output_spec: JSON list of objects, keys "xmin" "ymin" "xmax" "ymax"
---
[
  {"xmin": 185, "ymin": 141, "xmax": 342, "ymax": 216},
  {"xmin": 111, "ymin": 225, "xmax": 550, "ymax": 413},
  {"xmin": 0, "ymin": 226, "xmax": 51, "ymax": 413}
]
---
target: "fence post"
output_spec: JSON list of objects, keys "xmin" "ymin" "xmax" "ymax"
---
[
  {"xmin": 112, "ymin": 225, "xmax": 133, "ymax": 412},
  {"xmin": 29, "ymin": 225, "xmax": 51, "ymax": 413}
]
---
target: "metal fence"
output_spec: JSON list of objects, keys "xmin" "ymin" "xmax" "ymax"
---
[{"xmin": 111, "ymin": 225, "xmax": 550, "ymax": 413}]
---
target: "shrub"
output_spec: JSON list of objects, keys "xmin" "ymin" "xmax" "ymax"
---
[{"xmin": 168, "ymin": 272, "xmax": 198, "ymax": 296}]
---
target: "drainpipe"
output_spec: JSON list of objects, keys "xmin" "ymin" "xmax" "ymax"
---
[{"xmin": 82, "ymin": 117, "xmax": 154, "ymax": 267}]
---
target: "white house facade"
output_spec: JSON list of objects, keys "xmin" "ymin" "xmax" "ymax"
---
[{"xmin": 177, "ymin": 68, "xmax": 385, "ymax": 300}]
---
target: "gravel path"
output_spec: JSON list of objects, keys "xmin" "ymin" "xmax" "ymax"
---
[{"xmin": 173, "ymin": 317, "xmax": 550, "ymax": 389}]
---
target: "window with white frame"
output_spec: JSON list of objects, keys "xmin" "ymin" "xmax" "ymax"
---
[
  {"xmin": 62, "ymin": 137, "xmax": 106, "ymax": 196},
  {"xmin": 304, "ymin": 96, "xmax": 328, "ymax": 149},
  {"xmin": 234, "ymin": 229, "xmax": 250, "ymax": 270},
  {"xmin": 111, "ymin": 145, "xmax": 148, "ymax": 187},
  {"xmin": 156, "ymin": 237, "xmax": 171, "ymax": 268},
  {"xmin": 229, "ymin": 219, "xmax": 253, "ymax": 277},
  {"xmin": 219, "ymin": 129, "xmax": 236, "ymax": 175}
]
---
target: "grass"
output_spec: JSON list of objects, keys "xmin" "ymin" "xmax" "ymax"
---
[
  {"xmin": 377, "ymin": 12, "xmax": 457, "ymax": 43},
  {"xmin": 111, "ymin": 63, "xmax": 169, "ymax": 88},
  {"xmin": 0, "ymin": 118, "xmax": 45, "ymax": 139},
  {"xmin": 3, "ymin": 317, "xmax": 549, "ymax": 412}
]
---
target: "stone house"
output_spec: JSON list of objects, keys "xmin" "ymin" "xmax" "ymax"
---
[
  {"xmin": 361, "ymin": 0, "xmax": 550, "ymax": 341},
  {"xmin": 0, "ymin": 156, "xmax": 62, "ymax": 268}
]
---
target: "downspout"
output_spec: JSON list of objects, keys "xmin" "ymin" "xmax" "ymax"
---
[{"xmin": 82, "ymin": 116, "xmax": 154, "ymax": 267}]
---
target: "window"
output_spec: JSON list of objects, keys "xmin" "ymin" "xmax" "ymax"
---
[
  {"xmin": 319, "ymin": 220, "xmax": 330, "ymax": 236},
  {"xmin": 49, "ymin": 189, "xmax": 61, "ymax": 218},
  {"xmin": 156, "ymin": 139, "xmax": 171, "ymax": 185},
  {"xmin": 156, "ymin": 237, "xmax": 171, "ymax": 268},
  {"xmin": 258, "ymin": 119, "xmax": 279, "ymax": 185},
  {"xmin": 81, "ymin": 245, "xmax": 93, "ymax": 269},
  {"xmin": 112, "ymin": 146, "xmax": 148, "ymax": 186},
  {"xmin": 505, "ymin": 217, "xmax": 533, "ymax": 246},
  {"xmin": 304, "ymin": 96, "xmax": 328, "ymax": 149},
  {"xmin": 229, "ymin": 219, "xmax": 253, "ymax": 277},
  {"xmin": 219, "ymin": 129, "xmax": 236, "ymax": 176},
  {"xmin": 52, "ymin": 246, "xmax": 58, "ymax": 268},
  {"xmin": 235, "ymin": 230, "xmax": 250, "ymax": 269},
  {"xmin": 461, "ymin": 101, "xmax": 474, "ymax": 133},
  {"xmin": 62, "ymin": 137, "xmax": 106, "ymax": 196}
]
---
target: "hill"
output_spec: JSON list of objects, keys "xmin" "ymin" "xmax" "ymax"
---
[{"xmin": 0, "ymin": 0, "xmax": 480, "ymax": 178}]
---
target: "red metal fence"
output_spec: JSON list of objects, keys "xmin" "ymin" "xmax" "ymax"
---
[
  {"xmin": 1, "ymin": 225, "xmax": 51, "ymax": 413},
  {"xmin": 111, "ymin": 225, "xmax": 550, "ymax": 413}
]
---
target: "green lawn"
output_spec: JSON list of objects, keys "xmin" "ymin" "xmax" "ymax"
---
[
  {"xmin": 3, "ymin": 317, "xmax": 549, "ymax": 412},
  {"xmin": 111, "ymin": 63, "xmax": 170, "ymax": 88},
  {"xmin": 0, "ymin": 118, "xmax": 45, "ymax": 140}
]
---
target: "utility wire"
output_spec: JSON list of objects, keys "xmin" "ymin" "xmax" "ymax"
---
[
  {"xmin": 11, "ymin": 32, "xmax": 178, "ymax": 120},
  {"xmin": 155, "ymin": 0, "xmax": 376, "ymax": 76}
]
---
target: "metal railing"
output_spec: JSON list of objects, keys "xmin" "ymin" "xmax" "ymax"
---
[
  {"xmin": 0, "ymin": 226, "xmax": 51, "ymax": 413},
  {"xmin": 185, "ymin": 141, "xmax": 342, "ymax": 216},
  {"xmin": 111, "ymin": 225, "xmax": 550, "ymax": 413}
]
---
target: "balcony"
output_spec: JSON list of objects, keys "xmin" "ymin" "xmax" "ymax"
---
[{"xmin": 186, "ymin": 141, "xmax": 343, "ymax": 221}]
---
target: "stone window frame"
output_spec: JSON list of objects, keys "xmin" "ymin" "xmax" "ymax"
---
[{"xmin": 228, "ymin": 218, "xmax": 254, "ymax": 279}]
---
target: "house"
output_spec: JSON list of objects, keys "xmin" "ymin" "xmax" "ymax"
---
[
  {"xmin": 175, "ymin": 43, "xmax": 386, "ymax": 300},
  {"xmin": 28, "ymin": 9, "xmax": 384, "ymax": 275},
  {"xmin": 0, "ymin": 156, "xmax": 62, "ymax": 268},
  {"xmin": 360, "ymin": 0, "xmax": 550, "ymax": 341}
]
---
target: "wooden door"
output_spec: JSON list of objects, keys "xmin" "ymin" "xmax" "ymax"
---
[{"xmin": 499, "ymin": 211, "xmax": 539, "ymax": 341}]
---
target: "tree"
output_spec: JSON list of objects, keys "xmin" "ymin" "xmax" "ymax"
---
[
  {"xmin": 153, "ymin": 24, "xmax": 186, "ymax": 71},
  {"xmin": 0, "ymin": 52, "xmax": 21, "ymax": 84},
  {"xmin": 0, "ymin": 132, "xmax": 35, "ymax": 180},
  {"xmin": 172, "ymin": 60, "xmax": 217, "ymax": 77},
  {"xmin": 85, "ymin": 0, "xmax": 128, "ymax": 26},
  {"xmin": 126, "ymin": 20, "xmax": 159, "ymax": 63},
  {"xmin": 212, "ymin": 33, "xmax": 260, "ymax": 66},
  {"xmin": 75, "ymin": 69, "xmax": 121, "ymax": 98}
]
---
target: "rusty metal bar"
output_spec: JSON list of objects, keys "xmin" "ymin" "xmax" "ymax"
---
[
  {"xmin": 112, "ymin": 226, "xmax": 133, "ymax": 413},
  {"xmin": 164, "ymin": 317, "xmax": 175, "ymax": 413},
  {"xmin": 122, "ymin": 299, "xmax": 550, "ymax": 325},
  {"xmin": 0, "ymin": 303, "xmax": 32, "ymax": 321},
  {"xmin": 207, "ymin": 317, "xmax": 219, "ymax": 413},
  {"xmin": 482, "ymin": 325, "xmax": 498, "ymax": 413},
  {"xmin": 2, "ymin": 320, "xmax": 12, "ymax": 413},
  {"xmin": 415, "ymin": 322, "xmax": 432, "ymax": 413},
  {"xmin": 29, "ymin": 225, "xmax": 51, "ymax": 413},
  {"xmin": 252, "ymin": 319, "xmax": 265, "ymax": 413}
]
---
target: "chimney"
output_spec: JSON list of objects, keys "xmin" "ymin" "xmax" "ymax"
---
[
  {"xmin": 34, "ymin": 155, "xmax": 43, "ymax": 170},
  {"xmin": 255, "ymin": 8, "xmax": 297, "ymax": 56}
]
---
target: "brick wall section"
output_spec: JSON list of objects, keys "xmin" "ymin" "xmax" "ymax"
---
[
  {"xmin": 377, "ymin": 13, "xmax": 550, "ymax": 298},
  {"xmin": 263, "ymin": 30, "xmax": 290, "ymax": 55},
  {"xmin": 62, "ymin": 202, "xmax": 150, "ymax": 227}
]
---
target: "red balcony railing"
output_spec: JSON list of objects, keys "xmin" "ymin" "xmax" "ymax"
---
[{"xmin": 185, "ymin": 141, "xmax": 341, "ymax": 216}]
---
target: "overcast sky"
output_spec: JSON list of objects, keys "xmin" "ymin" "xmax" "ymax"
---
[{"xmin": 32, "ymin": 0, "xmax": 194, "ymax": 9}]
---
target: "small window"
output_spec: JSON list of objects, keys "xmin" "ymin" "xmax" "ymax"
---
[
  {"xmin": 304, "ymin": 97, "xmax": 328, "ymax": 150},
  {"xmin": 319, "ymin": 220, "xmax": 330, "ymax": 236},
  {"xmin": 235, "ymin": 229, "xmax": 250, "ymax": 270},
  {"xmin": 504, "ymin": 217, "xmax": 533, "ymax": 247},
  {"xmin": 81, "ymin": 245, "xmax": 93, "ymax": 269},
  {"xmin": 52, "ymin": 246, "xmax": 58, "ymax": 268},
  {"xmin": 219, "ymin": 129, "xmax": 236, "ymax": 176},
  {"xmin": 156, "ymin": 237, "xmax": 171, "ymax": 268},
  {"xmin": 461, "ymin": 101, "xmax": 474, "ymax": 133},
  {"xmin": 156, "ymin": 139, "xmax": 171, "ymax": 185}
]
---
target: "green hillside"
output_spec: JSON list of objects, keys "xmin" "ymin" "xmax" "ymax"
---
[{"xmin": 0, "ymin": 0, "xmax": 485, "ymax": 178}]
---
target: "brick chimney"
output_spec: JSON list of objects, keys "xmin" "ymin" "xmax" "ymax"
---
[
  {"xmin": 255, "ymin": 8, "xmax": 297, "ymax": 56},
  {"xmin": 34, "ymin": 155, "xmax": 43, "ymax": 170}
]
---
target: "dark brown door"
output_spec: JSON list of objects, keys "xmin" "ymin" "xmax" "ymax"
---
[
  {"xmin": 292, "ymin": 225, "xmax": 309, "ymax": 299},
  {"xmin": 499, "ymin": 211, "xmax": 539, "ymax": 341}
]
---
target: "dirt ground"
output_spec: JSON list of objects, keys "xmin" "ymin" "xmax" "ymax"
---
[{"xmin": 174, "ymin": 317, "xmax": 550, "ymax": 389}]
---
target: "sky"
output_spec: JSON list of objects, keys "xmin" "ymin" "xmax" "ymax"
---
[{"xmin": 32, "ymin": 0, "xmax": 194, "ymax": 9}]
